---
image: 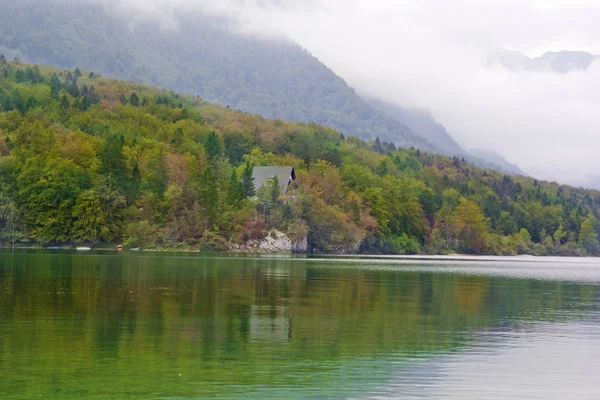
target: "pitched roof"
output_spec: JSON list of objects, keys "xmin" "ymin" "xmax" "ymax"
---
[{"xmin": 252, "ymin": 166, "xmax": 296, "ymax": 194}]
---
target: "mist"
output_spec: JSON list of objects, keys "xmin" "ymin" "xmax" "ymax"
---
[{"xmin": 98, "ymin": 0, "xmax": 600, "ymax": 188}]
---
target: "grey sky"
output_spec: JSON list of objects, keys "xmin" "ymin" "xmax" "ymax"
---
[{"xmin": 103, "ymin": 0, "xmax": 600, "ymax": 187}]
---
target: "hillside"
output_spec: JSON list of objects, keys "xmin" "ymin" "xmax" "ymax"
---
[
  {"xmin": 0, "ymin": 0, "xmax": 442, "ymax": 152},
  {"xmin": 363, "ymin": 97, "xmax": 525, "ymax": 175},
  {"xmin": 0, "ymin": 60, "xmax": 599, "ymax": 255}
]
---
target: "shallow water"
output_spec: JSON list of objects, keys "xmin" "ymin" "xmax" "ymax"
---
[{"xmin": 0, "ymin": 251, "xmax": 598, "ymax": 399}]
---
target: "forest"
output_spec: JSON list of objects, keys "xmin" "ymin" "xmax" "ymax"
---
[
  {"xmin": 0, "ymin": 59, "xmax": 599, "ymax": 255},
  {"xmin": 0, "ymin": 0, "xmax": 432, "ymax": 151}
]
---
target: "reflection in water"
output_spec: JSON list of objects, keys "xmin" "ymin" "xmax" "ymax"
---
[{"xmin": 0, "ymin": 251, "xmax": 599, "ymax": 399}]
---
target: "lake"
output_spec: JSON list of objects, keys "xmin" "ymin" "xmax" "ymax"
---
[{"xmin": 0, "ymin": 251, "xmax": 599, "ymax": 399}]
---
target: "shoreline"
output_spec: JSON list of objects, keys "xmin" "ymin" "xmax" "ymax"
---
[{"xmin": 0, "ymin": 246, "xmax": 598, "ymax": 259}]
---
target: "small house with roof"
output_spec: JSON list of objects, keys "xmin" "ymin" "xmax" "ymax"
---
[{"xmin": 252, "ymin": 166, "xmax": 296, "ymax": 195}]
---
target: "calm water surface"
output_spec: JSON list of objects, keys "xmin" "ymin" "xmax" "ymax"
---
[{"xmin": 0, "ymin": 251, "xmax": 599, "ymax": 399}]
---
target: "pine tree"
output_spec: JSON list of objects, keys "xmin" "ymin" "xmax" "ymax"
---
[
  {"xmin": 60, "ymin": 94, "xmax": 70, "ymax": 110},
  {"xmin": 199, "ymin": 168, "xmax": 218, "ymax": 227},
  {"xmin": 241, "ymin": 161, "xmax": 255, "ymax": 198},
  {"xmin": 100, "ymin": 134, "xmax": 127, "ymax": 180},
  {"xmin": 204, "ymin": 131, "xmax": 222, "ymax": 162},
  {"xmin": 373, "ymin": 137, "xmax": 384, "ymax": 153},
  {"xmin": 270, "ymin": 176, "xmax": 281, "ymax": 209},
  {"xmin": 282, "ymin": 203, "xmax": 294, "ymax": 224},
  {"xmin": 129, "ymin": 92, "xmax": 140, "ymax": 107},
  {"xmin": 226, "ymin": 170, "xmax": 244, "ymax": 206},
  {"xmin": 119, "ymin": 93, "xmax": 128, "ymax": 105}
]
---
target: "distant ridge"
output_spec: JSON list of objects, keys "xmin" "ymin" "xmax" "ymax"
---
[
  {"xmin": 488, "ymin": 49, "xmax": 598, "ymax": 73},
  {"xmin": 363, "ymin": 97, "xmax": 525, "ymax": 175}
]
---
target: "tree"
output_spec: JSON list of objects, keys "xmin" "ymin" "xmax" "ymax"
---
[
  {"xmin": 72, "ymin": 190, "xmax": 107, "ymax": 244},
  {"xmin": 241, "ymin": 161, "xmax": 255, "ymax": 198},
  {"xmin": 579, "ymin": 216, "xmax": 599, "ymax": 253},
  {"xmin": 100, "ymin": 134, "xmax": 127, "ymax": 180},
  {"xmin": 50, "ymin": 74, "xmax": 61, "ymax": 99},
  {"xmin": 204, "ymin": 131, "xmax": 222, "ymax": 162},
  {"xmin": 129, "ymin": 92, "xmax": 140, "ymax": 107},
  {"xmin": 256, "ymin": 178, "xmax": 275, "ymax": 221},
  {"xmin": 17, "ymin": 158, "xmax": 88, "ymax": 243},
  {"xmin": 226, "ymin": 170, "xmax": 244, "ymax": 206},
  {"xmin": 198, "ymin": 167, "xmax": 218, "ymax": 227},
  {"xmin": 60, "ymin": 94, "xmax": 70, "ymax": 110},
  {"xmin": 453, "ymin": 198, "xmax": 490, "ymax": 254},
  {"xmin": 373, "ymin": 137, "xmax": 384, "ymax": 153},
  {"xmin": 119, "ymin": 93, "xmax": 127, "ymax": 105},
  {"xmin": 270, "ymin": 176, "xmax": 281, "ymax": 209}
]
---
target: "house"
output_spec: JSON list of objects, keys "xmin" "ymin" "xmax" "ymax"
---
[{"xmin": 252, "ymin": 166, "xmax": 296, "ymax": 195}]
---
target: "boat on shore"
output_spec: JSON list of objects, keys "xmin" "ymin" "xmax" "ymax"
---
[{"xmin": 76, "ymin": 246, "xmax": 92, "ymax": 251}]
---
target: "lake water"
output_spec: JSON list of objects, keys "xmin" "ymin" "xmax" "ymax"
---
[{"xmin": 1, "ymin": 251, "xmax": 599, "ymax": 399}]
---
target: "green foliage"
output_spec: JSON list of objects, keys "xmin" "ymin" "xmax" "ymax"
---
[
  {"xmin": 0, "ymin": 0, "xmax": 438, "ymax": 151},
  {"xmin": 241, "ymin": 161, "xmax": 256, "ymax": 198},
  {"xmin": 0, "ymin": 61, "xmax": 598, "ymax": 256}
]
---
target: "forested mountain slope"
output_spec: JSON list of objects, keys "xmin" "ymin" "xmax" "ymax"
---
[
  {"xmin": 0, "ymin": 60, "xmax": 598, "ymax": 255},
  {"xmin": 0, "ymin": 0, "xmax": 440, "ymax": 152},
  {"xmin": 363, "ymin": 97, "xmax": 525, "ymax": 174}
]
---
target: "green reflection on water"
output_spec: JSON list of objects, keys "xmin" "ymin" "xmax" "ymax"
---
[{"xmin": 0, "ymin": 251, "xmax": 597, "ymax": 399}]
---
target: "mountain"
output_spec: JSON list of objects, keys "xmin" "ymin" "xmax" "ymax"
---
[
  {"xmin": 0, "ymin": 0, "xmax": 442, "ymax": 153},
  {"xmin": 1, "ymin": 60, "xmax": 598, "ymax": 255},
  {"xmin": 363, "ymin": 97, "xmax": 465, "ymax": 155},
  {"xmin": 363, "ymin": 97, "xmax": 525, "ymax": 175},
  {"xmin": 489, "ymin": 49, "xmax": 599, "ymax": 73},
  {"xmin": 468, "ymin": 149, "xmax": 524, "ymax": 176}
]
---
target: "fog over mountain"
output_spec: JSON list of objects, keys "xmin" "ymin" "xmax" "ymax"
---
[
  {"xmin": 2, "ymin": 0, "xmax": 600, "ymax": 187},
  {"xmin": 97, "ymin": 0, "xmax": 600, "ymax": 188}
]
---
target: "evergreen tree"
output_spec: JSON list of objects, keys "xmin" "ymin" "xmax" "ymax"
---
[
  {"xmin": 226, "ymin": 170, "xmax": 244, "ymax": 206},
  {"xmin": 69, "ymin": 81, "xmax": 79, "ymax": 97},
  {"xmin": 241, "ymin": 161, "xmax": 255, "ymax": 198},
  {"xmin": 179, "ymin": 107, "xmax": 189, "ymax": 120},
  {"xmin": 199, "ymin": 167, "xmax": 218, "ymax": 227},
  {"xmin": 15, "ymin": 70, "xmax": 25, "ymax": 83},
  {"xmin": 270, "ymin": 176, "xmax": 281, "ymax": 209},
  {"xmin": 80, "ymin": 96, "xmax": 90, "ymax": 111},
  {"xmin": 60, "ymin": 94, "xmax": 70, "ymax": 110},
  {"xmin": 204, "ymin": 131, "xmax": 222, "ymax": 162},
  {"xmin": 119, "ymin": 93, "xmax": 127, "ymax": 105},
  {"xmin": 282, "ymin": 203, "xmax": 294, "ymax": 224},
  {"xmin": 373, "ymin": 137, "xmax": 384, "ymax": 153},
  {"xmin": 100, "ymin": 134, "xmax": 127, "ymax": 179},
  {"xmin": 129, "ymin": 92, "xmax": 140, "ymax": 107}
]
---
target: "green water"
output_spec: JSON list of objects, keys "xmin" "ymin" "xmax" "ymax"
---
[{"xmin": 1, "ymin": 251, "xmax": 599, "ymax": 399}]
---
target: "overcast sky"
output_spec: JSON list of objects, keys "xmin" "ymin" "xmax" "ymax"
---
[{"xmin": 106, "ymin": 0, "xmax": 600, "ymax": 187}]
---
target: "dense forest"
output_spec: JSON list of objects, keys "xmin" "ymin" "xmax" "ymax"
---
[
  {"xmin": 0, "ymin": 0, "xmax": 430, "ymax": 150},
  {"xmin": 0, "ymin": 60, "xmax": 599, "ymax": 255},
  {"xmin": 0, "ymin": 0, "xmax": 522, "ymax": 174}
]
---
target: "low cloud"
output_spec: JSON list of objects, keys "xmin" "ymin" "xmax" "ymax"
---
[{"xmin": 95, "ymin": 0, "xmax": 600, "ymax": 187}]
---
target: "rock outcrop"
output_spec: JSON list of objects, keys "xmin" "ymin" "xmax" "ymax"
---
[{"xmin": 230, "ymin": 230, "xmax": 307, "ymax": 253}]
